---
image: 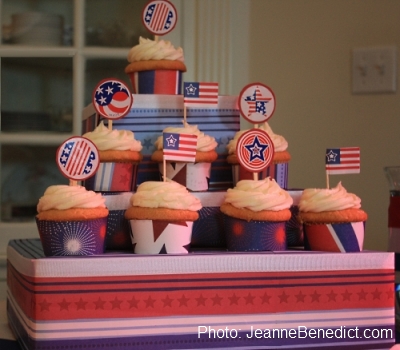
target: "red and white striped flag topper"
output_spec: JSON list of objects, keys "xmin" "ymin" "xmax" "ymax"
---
[
  {"xmin": 183, "ymin": 82, "xmax": 219, "ymax": 107},
  {"xmin": 325, "ymin": 147, "xmax": 360, "ymax": 175},
  {"xmin": 56, "ymin": 136, "xmax": 100, "ymax": 181},
  {"xmin": 163, "ymin": 132, "xmax": 197, "ymax": 163},
  {"xmin": 142, "ymin": 0, "xmax": 177, "ymax": 36}
]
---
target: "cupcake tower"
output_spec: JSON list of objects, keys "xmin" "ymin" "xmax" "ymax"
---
[{"xmin": 220, "ymin": 83, "xmax": 293, "ymax": 251}]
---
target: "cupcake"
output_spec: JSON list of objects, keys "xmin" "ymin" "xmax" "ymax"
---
[
  {"xmin": 124, "ymin": 181, "xmax": 202, "ymax": 254},
  {"xmin": 151, "ymin": 121, "xmax": 218, "ymax": 191},
  {"xmin": 220, "ymin": 178, "xmax": 293, "ymax": 251},
  {"xmin": 298, "ymin": 182, "xmax": 368, "ymax": 252},
  {"xmin": 36, "ymin": 185, "xmax": 109, "ymax": 256},
  {"xmin": 83, "ymin": 121, "xmax": 143, "ymax": 192},
  {"xmin": 226, "ymin": 122, "xmax": 291, "ymax": 188},
  {"xmin": 124, "ymin": 36, "xmax": 186, "ymax": 95}
]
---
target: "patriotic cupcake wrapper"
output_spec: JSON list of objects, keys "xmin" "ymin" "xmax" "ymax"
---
[
  {"xmin": 129, "ymin": 70, "xmax": 183, "ymax": 95},
  {"xmin": 222, "ymin": 214, "xmax": 287, "ymax": 251},
  {"xmin": 36, "ymin": 217, "xmax": 107, "ymax": 257},
  {"xmin": 128, "ymin": 219, "xmax": 193, "ymax": 254},
  {"xmin": 85, "ymin": 162, "xmax": 139, "ymax": 192},
  {"xmin": 158, "ymin": 162, "xmax": 211, "ymax": 192},
  {"xmin": 304, "ymin": 221, "xmax": 365, "ymax": 252}
]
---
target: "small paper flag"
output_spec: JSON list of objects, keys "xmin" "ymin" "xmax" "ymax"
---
[
  {"xmin": 325, "ymin": 147, "xmax": 360, "ymax": 174},
  {"xmin": 183, "ymin": 82, "xmax": 219, "ymax": 107},
  {"xmin": 163, "ymin": 132, "xmax": 197, "ymax": 162}
]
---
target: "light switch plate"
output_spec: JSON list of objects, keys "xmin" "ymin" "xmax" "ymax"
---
[{"xmin": 352, "ymin": 46, "xmax": 397, "ymax": 94}]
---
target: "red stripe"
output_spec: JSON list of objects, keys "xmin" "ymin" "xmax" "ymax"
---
[{"xmin": 66, "ymin": 142, "xmax": 80, "ymax": 174}]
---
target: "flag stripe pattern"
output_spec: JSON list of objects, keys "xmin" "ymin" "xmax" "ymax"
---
[
  {"xmin": 184, "ymin": 82, "xmax": 219, "ymax": 106},
  {"xmin": 163, "ymin": 132, "xmax": 197, "ymax": 162},
  {"xmin": 325, "ymin": 147, "xmax": 360, "ymax": 174}
]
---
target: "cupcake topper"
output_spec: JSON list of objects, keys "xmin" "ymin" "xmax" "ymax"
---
[
  {"xmin": 142, "ymin": 0, "xmax": 177, "ymax": 40},
  {"xmin": 236, "ymin": 129, "xmax": 275, "ymax": 180},
  {"xmin": 56, "ymin": 136, "xmax": 100, "ymax": 186},
  {"xmin": 238, "ymin": 82, "xmax": 276, "ymax": 126},
  {"xmin": 325, "ymin": 147, "xmax": 360, "ymax": 188},
  {"xmin": 162, "ymin": 132, "xmax": 197, "ymax": 181},
  {"xmin": 92, "ymin": 78, "xmax": 133, "ymax": 130},
  {"xmin": 183, "ymin": 82, "xmax": 219, "ymax": 122}
]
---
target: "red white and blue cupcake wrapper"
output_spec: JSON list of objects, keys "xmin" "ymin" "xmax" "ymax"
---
[
  {"xmin": 304, "ymin": 221, "xmax": 365, "ymax": 252},
  {"xmin": 128, "ymin": 219, "xmax": 193, "ymax": 254},
  {"xmin": 222, "ymin": 214, "xmax": 287, "ymax": 251},
  {"xmin": 85, "ymin": 162, "xmax": 138, "ymax": 192},
  {"xmin": 158, "ymin": 162, "xmax": 211, "ymax": 192},
  {"xmin": 129, "ymin": 70, "xmax": 183, "ymax": 95},
  {"xmin": 36, "ymin": 217, "xmax": 107, "ymax": 256}
]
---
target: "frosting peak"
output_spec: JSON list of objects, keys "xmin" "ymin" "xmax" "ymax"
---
[
  {"xmin": 227, "ymin": 122, "xmax": 288, "ymax": 154},
  {"xmin": 127, "ymin": 36, "xmax": 184, "ymax": 62},
  {"xmin": 130, "ymin": 181, "xmax": 202, "ymax": 211},
  {"xmin": 224, "ymin": 178, "xmax": 293, "ymax": 211},
  {"xmin": 298, "ymin": 182, "xmax": 362, "ymax": 212},
  {"xmin": 37, "ymin": 185, "xmax": 106, "ymax": 212},
  {"xmin": 83, "ymin": 121, "xmax": 142, "ymax": 152}
]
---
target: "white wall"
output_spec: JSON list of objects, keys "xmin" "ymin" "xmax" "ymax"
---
[{"xmin": 248, "ymin": 0, "xmax": 400, "ymax": 251}]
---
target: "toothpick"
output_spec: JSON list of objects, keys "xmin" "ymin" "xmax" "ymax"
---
[
  {"xmin": 69, "ymin": 180, "xmax": 78, "ymax": 186},
  {"xmin": 154, "ymin": 35, "xmax": 159, "ymax": 42},
  {"xmin": 108, "ymin": 120, "xmax": 113, "ymax": 130},
  {"xmin": 253, "ymin": 172, "xmax": 258, "ymax": 181},
  {"xmin": 183, "ymin": 105, "xmax": 187, "ymax": 123},
  {"xmin": 163, "ymin": 158, "xmax": 167, "ymax": 182},
  {"xmin": 326, "ymin": 172, "xmax": 330, "ymax": 189}
]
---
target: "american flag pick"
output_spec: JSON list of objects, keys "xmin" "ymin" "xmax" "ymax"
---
[
  {"xmin": 183, "ymin": 82, "xmax": 219, "ymax": 107},
  {"xmin": 163, "ymin": 132, "xmax": 197, "ymax": 162},
  {"xmin": 325, "ymin": 147, "xmax": 360, "ymax": 175}
]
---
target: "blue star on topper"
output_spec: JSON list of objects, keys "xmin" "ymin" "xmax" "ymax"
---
[
  {"xmin": 326, "ymin": 149, "xmax": 338, "ymax": 163},
  {"xmin": 244, "ymin": 136, "xmax": 269, "ymax": 162}
]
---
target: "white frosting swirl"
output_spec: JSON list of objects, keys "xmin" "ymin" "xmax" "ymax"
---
[
  {"xmin": 298, "ymin": 182, "xmax": 362, "ymax": 212},
  {"xmin": 37, "ymin": 185, "xmax": 106, "ymax": 212},
  {"xmin": 83, "ymin": 121, "xmax": 142, "ymax": 151},
  {"xmin": 154, "ymin": 121, "xmax": 217, "ymax": 152},
  {"xmin": 224, "ymin": 178, "xmax": 293, "ymax": 211},
  {"xmin": 127, "ymin": 36, "xmax": 184, "ymax": 62},
  {"xmin": 227, "ymin": 122, "xmax": 288, "ymax": 154},
  {"xmin": 130, "ymin": 181, "xmax": 202, "ymax": 211}
]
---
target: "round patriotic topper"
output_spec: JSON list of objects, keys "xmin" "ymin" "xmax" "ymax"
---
[
  {"xmin": 238, "ymin": 82, "xmax": 276, "ymax": 124},
  {"xmin": 142, "ymin": 0, "xmax": 177, "ymax": 36},
  {"xmin": 93, "ymin": 79, "xmax": 133, "ymax": 120},
  {"xmin": 236, "ymin": 129, "xmax": 275, "ymax": 173},
  {"xmin": 56, "ymin": 136, "xmax": 100, "ymax": 181}
]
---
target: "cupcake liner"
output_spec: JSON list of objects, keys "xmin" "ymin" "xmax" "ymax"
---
[
  {"xmin": 286, "ymin": 190, "xmax": 304, "ymax": 247},
  {"xmin": 36, "ymin": 217, "xmax": 107, "ymax": 256},
  {"xmin": 158, "ymin": 162, "xmax": 211, "ymax": 191},
  {"xmin": 222, "ymin": 213, "xmax": 287, "ymax": 251},
  {"xmin": 231, "ymin": 162, "xmax": 288, "ymax": 189},
  {"xmin": 84, "ymin": 162, "xmax": 138, "ymax": 192},
  {"xmin": 128, "ymin": 219, "xmax": 193, "ymax": 254},
  {"xmin": 303, "ymin": 221, "xmax": 365, "ymax": 252},
  {"xmin": 128, "ymin": 70, "xmax": 183, "ymax": 94}
]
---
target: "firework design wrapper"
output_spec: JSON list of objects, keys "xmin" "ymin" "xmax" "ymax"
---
[
  {"xmin": 36, "ymin": 217, "xmax": 107, "ymax": 257},
  {"xmin": 304, "ymin": 221, "xmax": 365, "ymax": 252},
  {"xmin": 129, "ymin": 70, "xmax": 183, "ymax": 95},
  {"xmin": 128, "ymin": 219, "xmax": 194, "ymax": 254},
  {"xmin": 222, "ymin": 214, "xmax": 287, "ymax": 251},
  {"xmin": 84, "ymin": 162, "xmax": 139, "ymax": 192},
  {"xmin": 158, "ymin": 162, "xmax": 211, "ymax": 192},
  {"xmin": 286, "ymin": 190, "xmax": 304, "ymax": 247}
]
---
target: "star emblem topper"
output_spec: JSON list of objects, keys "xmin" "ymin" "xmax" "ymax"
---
[
  {"xmin": 236, "ymin": 129, "xmax": 274, "ymax": 173},
  {"xmin": 326, "ymin": 149, "xmax": 338, "ymax": 162}
]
